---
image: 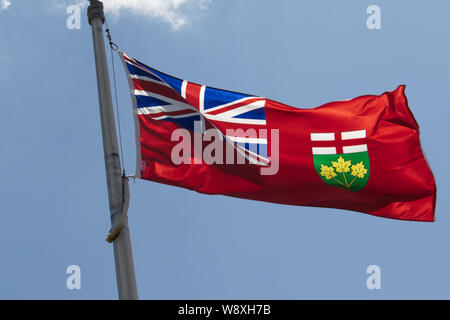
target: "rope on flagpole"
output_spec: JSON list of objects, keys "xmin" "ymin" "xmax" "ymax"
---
[{"xmin": 105, "ymin": 19, "xmax": 126, "ymax": 175}]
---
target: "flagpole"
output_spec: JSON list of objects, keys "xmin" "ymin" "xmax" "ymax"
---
[{"xmin": 87, "ymin": 0, "xmax": 138, "ymax": 300}]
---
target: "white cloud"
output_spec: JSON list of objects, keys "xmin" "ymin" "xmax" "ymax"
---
[
  {"xmin": 104, "ymin": 0, "xmax": 186, "ymax": 29},
  {"xmin": 55, "ymin": 0, "xmax": 211, "ymax": 29},
  {"xmin": 64, "ymin": 0, "xmax": 210, "ymax": 29},
  {"xmin": 0, "ymin": 0, "xmax": 11, "ymax": 11},
  {"xmin": 102, "ymin": 0, "xmax": 211, "ymax": 29},
  {"xmin": 198, "ymin": 0, "xmax": 212, "ymax": 10}
]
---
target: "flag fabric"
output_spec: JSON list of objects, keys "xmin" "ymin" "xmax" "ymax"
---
[{"xmin": 120, "ymin": 51, "xmax": 436, "ymax": 221}]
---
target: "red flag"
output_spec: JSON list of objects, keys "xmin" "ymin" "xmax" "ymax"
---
[{"xmin": 121, "ymin": 52, "xmax": 436, "ymax": 221}]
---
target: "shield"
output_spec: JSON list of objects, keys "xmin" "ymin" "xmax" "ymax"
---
[{"xmin": 311, "ymin": 130, "xmax": 370, "ymax": 192}]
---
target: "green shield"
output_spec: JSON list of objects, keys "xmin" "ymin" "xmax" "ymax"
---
[{"xmin": 313, "ymin": 152, "xmax": 370, "ymax": 192}]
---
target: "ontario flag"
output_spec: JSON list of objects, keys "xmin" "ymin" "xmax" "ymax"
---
[{"xmin": 120, "ymin": 51, "xmax": 436, "ymax": 221}]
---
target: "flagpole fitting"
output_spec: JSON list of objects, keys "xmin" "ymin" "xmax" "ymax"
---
[
  {"xmin": 126, "ymin": 174, "xmax": 137, "ymax": 183},
  {"xmin": 105, "ymin": 27, "xmax": 119, "ymax": 51},
  {"xmin": 106, "ymin": 175, "xmax": 130, "ymax": 243},
  {"xmin": 88, "ymin": 0, "xmax": 105, "ymax": 25}
]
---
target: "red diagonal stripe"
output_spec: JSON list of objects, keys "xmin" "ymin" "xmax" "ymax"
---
[
  {"xmin": 133, "ymin": 79, "xmax": 186, "ymax": 104},
  {"xmin": 206, "ymin": 98, "xmax": 263, "ymax": 115},
  {"xmin": 142, "ymin": 109, "xmax": 198, "ymax": 119}
]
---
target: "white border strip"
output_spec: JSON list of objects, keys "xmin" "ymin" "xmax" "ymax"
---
[
  {"xmin": 199, "ymin": 85, "xmax": 206, "ymax": 112},
  {"xmin": 181, "ymin": 80, "xmax": 187, "ymax": 99},
  {"xmin": 199, "ymin": 85, "xmax": 206, "ymax": 133},
  {"xmin": 118, "ymin": 50, "xmax": 143, "ymax": 178}
]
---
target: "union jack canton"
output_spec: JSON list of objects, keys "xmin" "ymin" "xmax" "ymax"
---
[{"xmin": 120, "ymin": 51, "xmax": 270, "ymax": 166}]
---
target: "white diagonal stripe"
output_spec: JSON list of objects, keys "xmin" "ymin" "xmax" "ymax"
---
[
  {"xmin": 124, "ymin": 59, "xmax": 164, "ymax": 82},
  {"xmin": 134, "ymin": 89, "xmax": 196, "ymax": 112},
  {"xmin": 343, "ymin": 144, "xmax": 368, "ymax": 154},
  {"xmin": 226, "ymin": 135, "xmax": 268, "ymax": 144},
  {"xmin": 151, "ymin": 113, "xmax": 199, "ymax": 120},
  {"xmin": 235, "ymin": 144, "xmax": 269, "ymax": 166},
  {"xmin": 311, "ymin": 133, "xmax": 335, "ymax": 141},
  {"xmin": 204, "ymin": 97, "xmax": 263, "ymax": 113},
  {"xmin": 136, "ymin": 105, "xmax": 196, "ymax": 115},
  {"xmin": 312, "ymin": 147, "xmax": 337, "ymax": 155},
  {"xmin": 203, "ymin": 113, "xmax": 266, "ymax": 125},
  {"xmin": 130, "ymin": 74, "xmax": 166, "ymax": 86},
  {"xmin": 215, "ymin": 100, "xmax": 265, "ymax": 119},
  {"xmin": 341, "ymin": 129, "xmax": 366, "ymax": 140}
]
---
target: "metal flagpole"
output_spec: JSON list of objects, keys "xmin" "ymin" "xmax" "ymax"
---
[{"xmin": 87, "ymin": 0, "xmax": 138, "ymax": 300}]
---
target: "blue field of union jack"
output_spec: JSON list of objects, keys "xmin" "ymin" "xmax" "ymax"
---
[{"xmin": 120, "ymin": 51, "xmax": 270, "ymax": 166}]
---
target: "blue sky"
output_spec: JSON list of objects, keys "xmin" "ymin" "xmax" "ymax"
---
[{"xmin": 0, "ymin": 0, "xmax": 449, "ymax": 299}]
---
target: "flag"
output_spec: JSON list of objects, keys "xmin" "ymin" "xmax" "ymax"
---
[{"xmin": 120, "ymin": 51, "xmax": 436, "ymax": 221}]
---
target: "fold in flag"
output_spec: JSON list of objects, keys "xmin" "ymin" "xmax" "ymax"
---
[{"xmin": 120, "ymin": 51, "xmax": 436, "ymax": 221}]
